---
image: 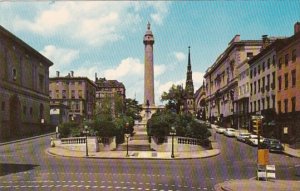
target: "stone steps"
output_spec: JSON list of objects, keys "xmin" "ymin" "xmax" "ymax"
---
[{"xmin": 116, "ymin": 144, "xmax": 151, "ymax": 151}]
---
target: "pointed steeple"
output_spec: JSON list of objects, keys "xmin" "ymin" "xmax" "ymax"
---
[
  {"xmin": 188, "ymin": 46, "xmax": 191, "ymax": 71},
  {"xmin": 147, "ymin": 21, "xmax": 151, "ymax": 30},
  {"xmin": 185, "ymin": 46, "xmax": 194, "ymax": 97}
]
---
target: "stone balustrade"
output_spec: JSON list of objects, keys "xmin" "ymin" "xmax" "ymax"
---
[{"xmin": 61, "ymin": 137, "xmax": 86, "ymax": 144}]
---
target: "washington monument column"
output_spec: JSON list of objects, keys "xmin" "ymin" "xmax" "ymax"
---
[{"xmin": 143, "ymin": 22, "xmax": 155, "ymax": 106}]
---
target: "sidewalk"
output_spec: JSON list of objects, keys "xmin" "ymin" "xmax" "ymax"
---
[
  {"xmin": 284, "ymin": 145, "xmax": 300, "ymax": 158},
  {"xmin": 214, "ymin": 179, "xmax": 300, "ymax": 191},
  {"xmin": 46, "ymin": 146, "xmax": 220, "ymax": 160}
]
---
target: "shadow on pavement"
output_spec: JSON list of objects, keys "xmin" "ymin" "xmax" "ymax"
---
[{"xmin": 0, "ymin": 163, "xmax": 39, "ymax": 176}]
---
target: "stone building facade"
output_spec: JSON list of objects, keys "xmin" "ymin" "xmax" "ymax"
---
[
  {"xmin": 248, "ymin": 37, "xmax": 279, "ymax": 136},
  {"xmin": 194, "ymin": 84, "xmax": 206, "ymax": 120},
  {"xmin": 276, "ymin": 23, "xmax": 300, "ymax": 143},
  {"xmin": 204, "ymin": 35, "xmax": 262, "ymax": 128},
  {"xmin": 49, "ymin": 71, "xmax": 96, "ymax": 122},
  {"xmin": 95, "ymin": 77, "xmax": 126, "ymax": 117},
  {"xmin": 0, "ymin": 25, "xmax": 53, "ymax": 141}
]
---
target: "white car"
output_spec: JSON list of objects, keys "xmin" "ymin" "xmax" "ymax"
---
[
  {"xmin": 245, "ymin": 134, "xmax": 265, "ymax": 146},
  {"xmin": 216, "ymin": 127, "xmax": 226, "ymax": 134},
  {"xmin": 224, "ymin": 128, "xmax": 236, "ymax": 137},
  {"xmin": 236, "ymin": 132, "xmax": 251, "ymax": 142}
]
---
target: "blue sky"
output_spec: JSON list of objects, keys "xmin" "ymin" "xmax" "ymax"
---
[{"xmin": 0, "ymin": 1, "xmax": 299, "ymax": 105}]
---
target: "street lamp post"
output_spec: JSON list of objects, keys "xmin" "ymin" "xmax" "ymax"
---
[
  {"xmin": 125, "ymin": 122, "xmax": 130, "ymax": 157},
  {"xmin": 170, "ymin": 126, "xmax": 176, "ymax": 158},
  {"xmin": 83, "ymin": 125, "xmax": 89, "ymax": 157}
]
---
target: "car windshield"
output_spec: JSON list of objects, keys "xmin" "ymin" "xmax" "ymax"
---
[{"xmin": 270, "ymin": 140, "xmax": 280, "ymax": 144}]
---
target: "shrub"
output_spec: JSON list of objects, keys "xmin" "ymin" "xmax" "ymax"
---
[{"xmin": 58, "ymin": 122, "xmax": 79, "ymax": 138}]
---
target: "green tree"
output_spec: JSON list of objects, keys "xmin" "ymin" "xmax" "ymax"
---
[
  {"xmin": 125, "ymin": 98, "xmax": 142, "ymax": 120},
  {"xmin": 161, "ymin": 84, "xmax": 185, "ymax": 114}
]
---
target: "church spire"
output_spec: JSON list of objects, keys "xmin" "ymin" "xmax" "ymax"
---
[
  {"xmin": 185, "ymin": 46, "xmax": 194, "ymax": 98},
  {"xmin": 188, "ymin": 46, "xmax": 191, "ymax": 71}
]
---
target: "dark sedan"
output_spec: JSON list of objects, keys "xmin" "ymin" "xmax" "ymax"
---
[{"xmin": 261, "ymin": 138, "xmax": 284, "ymax": 153}]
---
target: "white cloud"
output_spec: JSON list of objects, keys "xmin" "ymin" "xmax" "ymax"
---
[
  {"xmin": 193, "ymin": 71, "xmax": 205, "ymax": 89},
  {"xmin": 13, "ymin": 2, "xmax": 170, "ymax": 46},
  {"xmin": 103, "ymin": 57, "xmax": 166, "ymax": 80},
  {"xmin": 174, "ymin": 52, "xmax": 186, "ymax": 62},
  {"xmin": 40, "ymin": 45, "xmax": 79, "ymax": 77}
]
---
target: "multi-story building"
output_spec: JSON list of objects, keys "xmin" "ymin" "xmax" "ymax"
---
[
  {"xmin": 49, "ymin": 71, "xmax": 96, "ymax": 122},
  {"xmin": 236, "ymin": 58, "xmax": 250, "ymax": 130},
  {"xmin": 248, "ymin": 36, "xmax": 279, "ymax": 136},
  {"xmin": 204, "ymin": 35, "xmax": 262, "ymax": 128},
  {"xmin": 95, "ymin": 77, "xmax": 126, "ymax": 116},
  {"xmin": 0, "ymin": 25, "xmax": 53, "ymax": 141},
  {"xmin": 276, "ymin": 22, "xmax": 300, "ymax": 143}
]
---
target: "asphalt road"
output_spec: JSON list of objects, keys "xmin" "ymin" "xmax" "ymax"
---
[{"xmin": 0, "ymin": 130, "xmax": 299, "ymax": 191}]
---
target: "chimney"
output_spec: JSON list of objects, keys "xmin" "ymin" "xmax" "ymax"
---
[
  {"xmin": 70, "ymin": 71, "xmax": 74, "ymax": 77},
  {"xmin": 261, "ymin": 35, "xmax": 269, "ymax": 50},
  {"xmin": 294, "ymin": 22, "xmax": 300, "ymax": 34},
  {"xmin": 95, "ymin": 73, "xmax": 98, "ymax": 81},
  {"xmin": 56, "ymin": 71, "xmax": 60, "ymax": 77}
]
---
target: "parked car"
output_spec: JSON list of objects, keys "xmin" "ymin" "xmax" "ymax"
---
[
  {"xmin": 245, "ymin": 135, "xmax": 264, "ymax": 146},
  {"xmin": 224, "ymin": 128, "xmax": 236, "ymax": 137},
  {"xmin": 236, "ymin": 132, "xmax": 251, "ymax": 142},
  {"xmin": 261, "ymin": 138, "xmax": 284, "ymax": 153},
  {"xmin": 216, "ymin": 127, "xmax": 226, "ymax": 134}
]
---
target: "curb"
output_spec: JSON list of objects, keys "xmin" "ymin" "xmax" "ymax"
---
[
  {"xmin": 0, "ymin": 132, "xmax": 56, "ymax": 146},
  {"xmin": 283, "ymin": 151, "xmax": 300, "ymax": 158},
  {"xmin": 46, "ymin": 148, "xmax": 221, "ymax": 160}
]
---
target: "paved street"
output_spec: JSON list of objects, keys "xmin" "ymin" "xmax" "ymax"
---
[{"xmin": 0, "ymin": 132, "xmax": 299, "ymax": 191}]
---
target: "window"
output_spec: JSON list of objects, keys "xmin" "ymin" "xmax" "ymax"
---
[
  {"xmin": 272, "ymin": 55, "xmax": 276, "ymax": 66},
  {"xmin": 272, "ymin": 72, "xmax": 276, "ymax": 89},
  {"xmin": 258, "ymin": 65, "xmax": 261, "ymax": 74},
  {"xmin": 78, "ymin": 90, "xmax": 83, "ymax": 98},
  {"xmin": 250, "ymin": 69, "xmax": 252, "ymax": 79},
  {"xmin": 262, "ymin": 62, "xmax": 265, "ymax": 72},
  {"xmin": 267, "ymin": 58, "xmax": 270, "ymax": 69},
  {"xmin": 292, "ymin": 49, "xmax": 297, "ymax": 62},
  {"xmin": 284, "ymin": 99, "xmax": 288, "ymax": 113},
  {"xmin": 258, "ymin": 100, "xmax": 260, "ymax": 111},
  {"xmin": 266, "ymin": 97, "xmax": 270, "ymax": 109},
  {"xmin": 267, "ymin": 74, "xmax": 270, "ymax": 91},
  {"xmin": 55, "ymin": 90, "xmax": 59, "ymax": 98},
  {"xmin": 278, "ymin": 57, "xmax": 282, "ymax": 69},
  {"xmin": 62, "ymin": 90, "xmax": 67, "ymax": 99},
  {"xmin": 254, "ymin": 81, "xmax": 256, "ymax": 94},
  {"xmin": 12, "ymin": 68, "xmax": 17, "ymax": 81},
  {"xmin": 254, "ymin": 101, "xmax": 256, "ymax": 112},
  {"xmin": 278, "ymin": 76, "xmax": 282, "ymax": 91},
  {"xmin": 250, "ymin": 83, "xmax": 253, "ymax": 95},
  {"xmin": 1, "ymin": 101, "xmax": 5, "ymax": 111},
  {"xmin": 292, "ymin": 70, "xmax": 296, "ymax": 87},
  {"xmin": 285, "ymin": 54, "xmax": 289, "ymax": 66},
  {"xmin": 30, "ymin": 107, "xmax": 33, "ymax": 116},
  {"xmin": 292, "ymin": 97, "xmax": 296, "ymax": 112},
  {"xmin": 254, "ymin": 68, "xmax": 256, "ymax": 77},
  {"xmin": 71, "ymin": 90, "xmax": 75, "ymax": 99},
  {"xmin": 258, "ymin": 79, "xmax": 261, "ymax": 92},
  {"xmin": 76, "ymin": 102, "xmax": 80, "ymax": 110},
  {"xmin": 284, "ymin": 73, "xmax": 288, "ymax": 89},
  {"xmin": 39, "ymin": 74, "xmax": 44, "ymax": 91},
  {"xmin": 250, "ymin": 102, "xmax": 252, "ymax": 112},
  {"xmin": 272, "ymin": 95, "xmax": 275, "ymax": 108},
  {"xmin": 23, "ymin": 105, "xmax": 27, "ymax": 115},
  {"xmin": 262, "ymin": 98, "xmax": 265, "ymax": 110},
  {"xmin": 262, "ymin": 77, "xmax": 265, "ymax": 91},
  {"xmin": 247, "ymin": 52, "xmax": 253, "ymax": 58},
  {"xmin": 278, "ymin": 101, "xmax": 281, "ymax": 113}
]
